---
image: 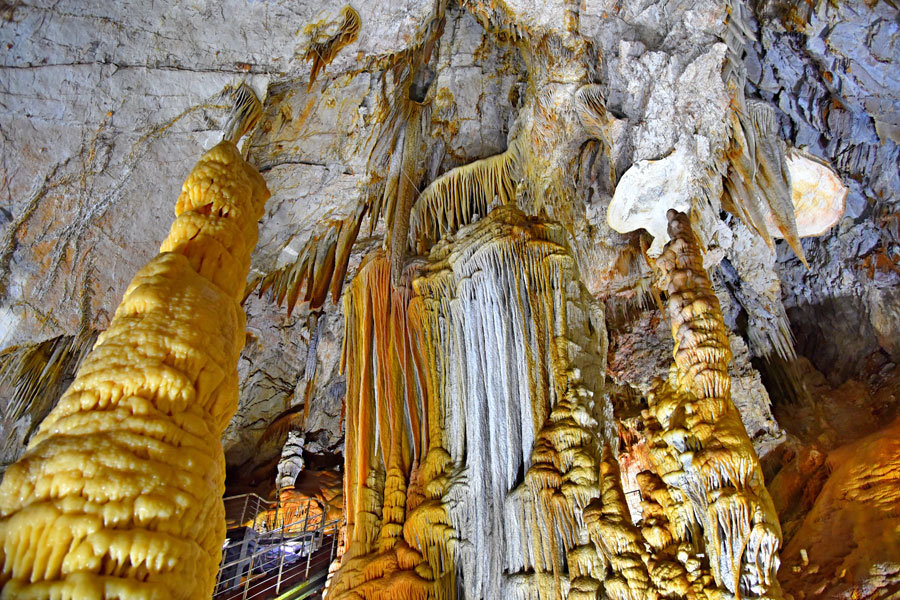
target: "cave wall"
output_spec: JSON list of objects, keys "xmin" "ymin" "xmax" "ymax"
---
[{"xmin": 1, "ymin": 0, "xmax": 899, "ymax": 598}]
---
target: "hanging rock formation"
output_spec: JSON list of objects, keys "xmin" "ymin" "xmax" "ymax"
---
[
  {"xmin": 329, "ymin": 206, "xmax": 786, "ymax": 599},
  {"xmin": 331, "ymin": 206, "xmax": 611, "ymax": 599}
]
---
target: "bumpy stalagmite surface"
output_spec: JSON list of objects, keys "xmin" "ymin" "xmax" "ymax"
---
[
  {"xmin": 330, "ymin": 251, "xmax": 430, "ymax": 600},
  {"xmin": 0, "ymin": 113, "xmax": 269, "ymax": 598},
  {"xmin": 650, "ymin": 210, "xmax": 782, "ymax": 598}
]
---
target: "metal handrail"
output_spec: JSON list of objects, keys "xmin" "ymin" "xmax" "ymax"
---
[
  {"xmin": 216, "ymin": 520, "xmax": 339, "ymax": 573},
  {"xmin": 243, "ymin": 551, "xmax": 334, "ymax": 600},
  {"xmin": 224, "ymin": 493, "xmax": 329, "ymax": 533},
  {"xmin": 224, "ymin": 493, "xmax": 279, "ymax": 528},
  {"xmin": 214, "ymin": 511, "xmax": 341, "ymax": 600}
]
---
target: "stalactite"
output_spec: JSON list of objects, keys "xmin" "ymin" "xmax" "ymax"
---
[
  {"xmin": 648, "ymin": 209, "xmax": 783, "ymax": 599},
  {"xmin": 0, "ymin": 85, "xmax": 269, "ymax": 599},
  {"xmin": 407, "ymin": 138, "xmax": 523, "ymax": 251},
  {"xmin": 720, "ymin": 0, "xmax": 807, "ymax": 268},
  {"xmin": 250, "ymin": 203, "xmax": 367, "ymax": 316},
  {"xmin": 330, "ymin": 205, "xmax": 612, "ymax": 600},
  {"xmin": 0, "ymin": 328, "xmax": 98, "ymax": 446},
  {"xmin": 328, "ymin": 252, "xmax": 435, "ymax": 600},
  {"xmin": 601, "ymin": 242, "xmax": 657, "ymax": 320},
  {"xmin": 360, "ymin": 3, "xmax": 446, "ymax": 244},
  {"xmin": 332, "ymin": 204, "xmax": 369, "ymax": 304},
  {"xmin": 305, "ymin": 6, "xmax": 362, "ymax": 92},
  {"xmin": 388, "ymin": 103, "xmax": 424, "ymax": 285},
  {"xmin": 723, "ymin": 101, "xmax": 807, "ymax": 267},
  {"xmin": 573, "ymin": 84, "xmax": 610, "ymax": 146}
]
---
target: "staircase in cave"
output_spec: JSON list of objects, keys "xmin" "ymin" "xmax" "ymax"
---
[{"xmin": 215, "ymin": 494, "xmax": 340, "ymax": 600}]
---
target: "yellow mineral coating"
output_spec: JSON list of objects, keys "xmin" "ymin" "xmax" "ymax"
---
[
  {"xmin": 334, "ymin": 206, "xmax": 785, "ymax": 599},
  {"xmin": 524, "ymin": 386, "xmax": 605, "ymax": 590},
  {"xmin": 647, "ymin": 209, "xmax": 783, "ymax": 599},
  {"xmin": 780, "ymin": 419, "xmax": 900, "ymax": 598},
  {"xmin": 583, "ymin": 445, "xmax": 656, "ymax": 600},
  {"xmin": 305, "ymin": 5, "xmax": 361, "ymax": 92},
  {"xmin": 0, "ymin": 138, "xmax": 269, "ymax": 599},
  {"xmin": 655, "ymin": 210, "xmax": 733, "ymax": 405}
]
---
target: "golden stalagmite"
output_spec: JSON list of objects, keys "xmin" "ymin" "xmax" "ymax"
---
[
  {"xmin": 648, "ymin": 209, "xmax": 783, "ymax": 598},
  {"xmin": 0, "ymin": 86, "xmax": 269, "ymax": 600},
  {"xmin": 583, "ymin": 444, "xmax": 655, "ymax": 600}
]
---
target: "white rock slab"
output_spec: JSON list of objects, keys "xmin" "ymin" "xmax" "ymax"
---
[
  {"xmin": 606, "ymin": 144, "xmax": 695, "ymax": 256},
  {"xmin": 771, "ymin": 149, "xmax": 848, "ymax": 238}
]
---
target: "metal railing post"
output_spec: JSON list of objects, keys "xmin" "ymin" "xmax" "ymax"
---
[
  {"xmin": 276, "ymin": 517, "xmax": 286, "ymax": 593},
  {"xmin": 330, "ymin": 524, "xmax": 337, "ymax": 561},
  {"xmin": 214, "ymin": 557, "xmax": 224, "ymax": 596},
  {"xmin": 240, "ymin": 494, "xmax": 250, "ymax": 526},
  {"xmin": 301, "ymin": 498, "xmax": 310, "ymax": 533},
  {"xmin": 241, "ymin": 541, "xmax": 255, "ymax": 600}
]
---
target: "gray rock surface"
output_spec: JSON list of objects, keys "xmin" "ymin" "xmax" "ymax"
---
[{"xmin": 745, "ymin": 1, "xmax": 900, "ymax": 381}]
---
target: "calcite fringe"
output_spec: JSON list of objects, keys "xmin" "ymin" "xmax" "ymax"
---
[
  {"xmin": 407, "ymin": 138, "xmax": 523, "ymax": 251},
  {"xmin": 723, "ymin": 101, "xmax": 807, "ymax": 267},
  {"xmin": 305, "ymin": 5, "xmax": 362, "ymax": 92}
]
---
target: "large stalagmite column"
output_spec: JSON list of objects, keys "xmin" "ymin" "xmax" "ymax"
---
[
  {"xmin": 649, "ymin": 209, "xmax": 783, "ymax": 598},
  {"xmin": 0, "ymin": 92, "xmax": 269, "ymax": 600}
]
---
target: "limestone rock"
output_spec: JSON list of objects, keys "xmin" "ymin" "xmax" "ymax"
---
[
  {"xmin": 606, "ymin": 144, "xmax": 696, "ymax": 256},
  {"xmin": 777, "ymin": 149, "xmax": 847, "ymax": 238},
  {"xmin": 1, "ymin": 0, "xmax": 898, "ymax": 597}
]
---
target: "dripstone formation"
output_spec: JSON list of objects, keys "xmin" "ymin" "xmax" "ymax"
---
[{"xmin": 1, "ymin": 0, "xmax": 898, "ymax": 598}]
